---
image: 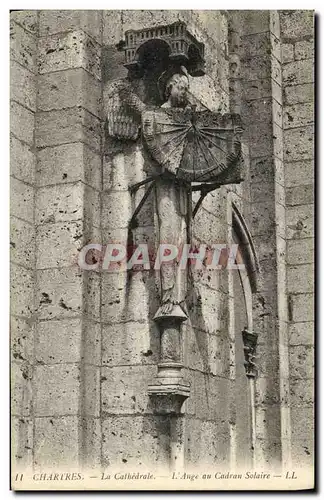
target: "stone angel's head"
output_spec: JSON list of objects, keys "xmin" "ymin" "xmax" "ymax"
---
[{"xmin": 159, "ymin": 66, "xmax": 190, "ymax": 108}]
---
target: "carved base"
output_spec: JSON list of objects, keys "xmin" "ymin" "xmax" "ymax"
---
[{"xmin": 148, "ymin": 361, "xmax": 190, "ymax": 414}]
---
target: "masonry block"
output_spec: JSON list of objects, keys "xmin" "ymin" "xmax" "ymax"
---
[
  {"xmin": 11, "ymin": 264, "xmax": 35, "ymax": 317},
  {"xmin": 101, "ymin": 415, "xmax": 170, "ymax": 468},
  {"xmin": 286, "ymin": 185, "xmax": 314, "ymax": 206},
  {"xmin": 39, "ymin": 10, "xmax": 102, "ymax": 43},
  {"xmin": 101, "ymin": 365, "xmax": 157, "ymax": 415},
  {"xmin": 36, "ymin": 318, "xmax": 82, "ymax": 364},
  {"xmin": 36, "ymin": 267, "xmax": 83, "ymax": 320},
  {"xmin": 10, "ymin": 10, "xmax": 38, "ymax": 34},
  {"xmin": 37, "ymin": 143, "xmax": 101, "ymax": 189},
  {"xmin": 10, "ymin": 216, "xmax": 35, "ymax": 269},
  {"xmin": 11, "ymin": 317, "xmax": 34, "ymax": 364},
  {"xmin": 280, "ymin": 10, "xmax": 314, "ymax": 41},
  {"xmin": 36, "ymin": 221, "xmax": 83, "ymax": 269},
  {"xmin": 34, "ymin": 416, "xmax": 80, "ymax": 468},
  {"xmin": 290, "ymin": 293, "xmax": 314, "ymax": 322},
  {"xmin": 286, "ymin": 204, "xmax": 314, "ymax": 240},
  {"xmin": 34, "ymin": 363, "xmax": 80, "ymax": 416},
  {"xmin": 295, "ymin": 40, "xmax": 314, "ymax": 61},
  {"xmin": 283, "ymin": 59, "xmax": 314, "ymax": 85},
  {"xmin": 289, "ymin": 321, "xmax": 314, "ymax": 345},
  {"xmin": 11, "ymin": 362, "xmax": 33, "ymax": 416},
  {"xmin": 102, "ymin": 321, "xmax": 159, "ymax": 366},
  {"xmin": 284, "ymin": 125, "xmax": 314, "ymax": 162},
  {"xmin": 10, "ymin": 135, "xmax": 35, "ymax": 185},
  {"xmin": 285, "ymin": 160, "xmax": 313, "ymax": 187},
  {"xmin": 287, "ymin": 238, "xmax": 314, "ymax": 265},
  {"xmin": 36, "ymin": 108, "xmax": 101, "ymax": 152},
  {"xmin": 289, "ymin": 345, "xmax": 314, "ymax": 379},
  {"xmin": 38, "ymin": 68, "xmax": 102, "ymax": 118},
  {"xmin": 101, "ymin": 190, "xmax": 132, "ymax": 230},
  {"xmin": 284, "ymin": 83, "xmax": 314, "ymax": 105},
  {"xmin": 290, "ymin": 378, "xmax": 313, "ymax": 407},
  {"xmin": 10, "ymin": 101, "xmax": 34, "ymax": 146},
  {"xmin": 10, "ymin": 60, "xmax": 36, "ymax": 112},
  {"xmin": 283, "ymin": 102, "xmax": 314, "ymax": 129},
  {"xmin": 38, "ymin": 30, "xmax": 101, "ymax": 80},
  {"xmin": 281, "ymin": 43, "xmax": 294, "ymax": 63},
  {"xmin": 11, "ymin": 416, "xmax": 33, "ymax": 469},
  {"xmin": 10, "ymin": 20, "xmax": 36, "ymax": 73}
]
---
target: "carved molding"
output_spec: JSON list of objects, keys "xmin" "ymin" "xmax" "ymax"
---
[{"xmin": 242, "ymin": 327, "xmax": 258, "ymax": 378}]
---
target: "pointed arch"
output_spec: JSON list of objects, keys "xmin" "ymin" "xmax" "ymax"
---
[{"xmin": 231, "ymin": 202, "xmax": 260, "ymax": 293}]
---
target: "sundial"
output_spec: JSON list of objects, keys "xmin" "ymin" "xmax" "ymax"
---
[{"xmin": 142, "ymin": 107, "xmax": 243, "ymax": 183}]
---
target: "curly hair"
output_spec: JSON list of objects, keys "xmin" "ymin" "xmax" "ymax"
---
[{"xmin": 164, "ymin": 73, "xmax": 189, "ymax": 100}]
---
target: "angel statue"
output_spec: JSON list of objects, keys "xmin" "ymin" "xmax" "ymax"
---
[{"xmin": 105, "ymin": 61, "xmax": 243, "ymax": 327}]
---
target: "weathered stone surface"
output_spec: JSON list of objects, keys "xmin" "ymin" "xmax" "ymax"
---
[
  {"xmin": 36, "ymin": 181, "xmax": 100, "ymax": 230},
  {"xmin": 83, "ymin": 365, "xmax": 100, "ymax": 417},
  {"xmin": 11, "ymin": 416, "xmax": 33, "ymax": 469},
  {"xmin": 102, "ymin": 321, "xmax": 159, "ymax": 366},
  {"xmin": 280, "ymin": 10, "xmax": 314, "ymax": 41},
  {"xmin": 10, "ymin": 101, "xmax": 34, "ymax": 146},
  {"xmin": 10, "ymin": 216, "xmax": 35, "ymax": 269},
  {"xmin": 37, "ymin": 143, "xmax": 101, "ymax": 189},
  {"xmin": 10, "ymin": 135, "xmax": 35, "ymax": 184},
  {"xmin": 284, "ymin": 83, "xmax": 314, "ymax": 105},
  {"xmin": 36, "ymin": 108, "xmax": 101, "ymax": 152},
  {"xmin": 10, "ymin": 60, "xmax": 36, "ymax": 112},
  {"xmin": 10, "ymin": 177, "xmax": 34, "ymax": 223},
  {"xmin": 10, "ymin": 10, "xmax": 38, "ymax": 34},
  {"xmin": 286, "ymin": 204, "xmax": 314, "ymax": 240},
  {"xmin": 286, "ymin": 184, "xmax": 314, "ymax": 206},
  {"xmin": 287, "ymin": 238, "xmax": 314, "ymax": 265},
  {"xmin": 101, "ymin": 191, "xmax": 132, "ymax": 230},
  {"xmin": 295, "ymin": 39, "xmax": 314, "ymax": 61},
  {"xmin": 281, "ymin": 43, "xmax": 294, "ymax": 63},
  {"xmin": 38, "ymin": 30, "xmax": 101, "ymax": 80},
  {"xmin": 11, "ymin": 362, "xmax": 32, "ymax": 416},
  {"xmin": 11, "ymin": 264, "xmax": 35, "ymax": 317},
  {"xmin": 290, "ymin": 378, "xmax": 313, "ymax": 407},
  {"xmin": 11, "ymin": 317, "xmax": 34, "ymax": 364},
  {"xmin": 290, "ymin": 293, "xmax": 314, "ymax": 323},
  {"xmin": 36, "ymin": 318, "xmax": 82, "ymax": 364},
  {"xmin": 287, "ymin": 264, "xmax": 314, "ymax": 294},
  {"xmin": 10, "ymin": 20, "xmax": 36, "ymax": 72},
  {"xmin": 36, "ymin": 221, "xmax": 84, "ymax": 269},
  {"xmin": 285, "ymin": 160, "xmax": 314, "ymax": 187},
  {"xmin": 34, "ymin": 416, "xmax": 80, "ymax": 468},
  {"xmin": 283, "ymin": 59, "xmax": 314, "ymax": 85},
  {"xmin": 185, "ymin": 417, "xmax": 230, "ymax": 466},
  {"xmin": 36, "ymin": 267, "xmax": 83, "ymax": 320},
  {"xmin": 39, "ymin": 10, "xmax": 102, "ymax": 43},
  {"xmin": 283, "ymin": 125, "xmax": 314, "ymax": 162},
  {"xmin": 101, "ymin": 415, "xmax": 170, "ymax": 468},
  {"xmin": 34, "ymin": 363, "xmax": 80, "ymax": 416},
  {"xmin": 289, "ymin": 345, "xmax": 314, "ymax": 379},
  {"xmin": 101, "ymin": 365, "xmax": 156, "ymax": 415},
  {"xmin": 289, "ymin": 321, "xmax": 314, "ymax": 346},
  {"xmin": 38, "ymin": 69, "xmax": 102, "ymax": 118},
  {"xmin": 283, "ymin": 102, "xmax": 313, "ymax": 129}
]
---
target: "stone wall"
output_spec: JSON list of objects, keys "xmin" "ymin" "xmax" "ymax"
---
[
  {"xmin": 11, "ymin": 10, "xmax": 38, "ymax": 472},
  {"xmin": 280, "ymin": 10, "xmax": 314, "ymax": 469}
]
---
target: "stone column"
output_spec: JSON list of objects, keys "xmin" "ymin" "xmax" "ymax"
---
[
  {"xmin": 240, "ymin": 10, "xmax": 290, "ymax": 470},
  {"xmin": 280, "ymin": 10, "xmax": 314, "ymax": 471},
  {"xmin": 34, "ymin": 10, "xmax": 103, "ymax": 470},
  {"xmin": 10, "ymin": 10, "xmax": 38, "ymax": 475}
]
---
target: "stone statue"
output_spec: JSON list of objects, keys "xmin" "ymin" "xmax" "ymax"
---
[{"xmin": 104, "ymin": 21, "xmax": 244, "ymax": 406}]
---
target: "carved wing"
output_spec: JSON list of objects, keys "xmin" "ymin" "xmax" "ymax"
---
[{"xmin": 105, "ymin": 79, "xmax": 146, "ymax": 140}]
